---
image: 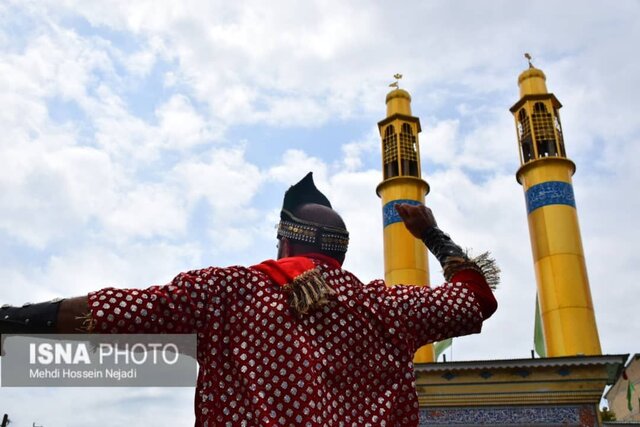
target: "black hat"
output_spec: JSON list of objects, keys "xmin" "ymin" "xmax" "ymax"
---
[
  {"xmin": 278, "ymin": 172, "xmax": 349, "ymax": 253},
  {"xmin": 281, "ymin": 172, "xmax": 331, "ymax": 219}
]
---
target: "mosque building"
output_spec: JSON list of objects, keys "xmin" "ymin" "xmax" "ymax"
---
[{"xmin": 376, "ymin": 61, "xmax": 632, "ymax": 426}]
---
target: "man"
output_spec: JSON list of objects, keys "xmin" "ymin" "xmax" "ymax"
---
[{"xmin": 1, "ymin": 172, "xmax": 498, "ymax": 426}]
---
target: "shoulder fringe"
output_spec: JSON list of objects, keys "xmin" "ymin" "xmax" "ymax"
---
[
  {"xmin": 283, "ymin": 268, "xmax": 336, "ymax": 315},
  {"xmin": 443, "ymin": 251, "xmax": 501, "ymax": 290}
]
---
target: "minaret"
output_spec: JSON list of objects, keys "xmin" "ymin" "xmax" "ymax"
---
[
  {"xmin": 376, "ymin": 77, "xmax": 433, "ymax": 362},
  {"xmin": 510, "ymin": 56, "xmax": 601, "ymax": 357}
]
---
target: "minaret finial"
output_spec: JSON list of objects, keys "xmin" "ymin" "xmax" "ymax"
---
[
  {"xmin": 524, "ymin": 53, "xmax": 534, "ymax": 68},
  {"xmin": 389, "ymin": 73, "xmax": 403, "ymax": 89}
]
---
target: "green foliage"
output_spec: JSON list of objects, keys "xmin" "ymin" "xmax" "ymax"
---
[{"xmin": 599, "ymin": 407, "xmax": 616, "ymax": 422}]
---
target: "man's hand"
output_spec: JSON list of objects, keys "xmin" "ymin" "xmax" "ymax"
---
[{"xmin": 395, "ymin": 203, "xmax": 437, "ymax": 238}]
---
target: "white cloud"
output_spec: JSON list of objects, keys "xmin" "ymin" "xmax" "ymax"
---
[
  {"xmin": 2, "ymin": 0, "xmax": 640, "ymax": 422},
  {"xmin": 268, "ymin": 149, "xmax": 328, "ymax": 185},
  {"xmin": 89, "ymin": 84, "xmax": 162, "ymax": 161},
  {"xmin": 210, "ymin": 225, "xmax": 255, "ymax": 252},
  {"xmin": 121, "ymin": 36, "xmax": 168, "ymax": 77},
  {"xmin": 0, "ymin": 387, "xmax": 195, "ymax": 427},
  {"xmin": 328, "ymin": 170, "xmax": 384, "ymax": 281},
  {"xmin": 421, "ymin": 119, "xmax": 460, "ymax": 167},
  {"xmin": 207, "ymin": 84, "xmax": 258, "ymax": 123},
  {"xmin": 156, "ymin": 94, "xmax": 213, "ymax": 149},
  {"xmin": 459, "ymin": 112, "xmax": 518, "ymax": 172},
  {"xmin": 0, "ymin": 143, "xmax": 116, "ymax": 247},
  {"xmin": 340, "ymin": 127, "xmax": 379, "ymax": 172},
  {"xmin": 0, "ymin": 240, "xmax": 202, "ymax": 305},
  {"xmin": 252, "ymin": 96, "xmax": 331, "ymax": 127},
  {"xmin": 103, "ymin": 183, "xmax": 188, "ymax": 239},
  {"xmin": 173, "ymin": 145, "xmax": 262, "ymax": 211}
]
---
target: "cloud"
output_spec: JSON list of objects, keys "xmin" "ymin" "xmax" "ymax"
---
[
  {"xmin": 173, "ymin": 145, "xmax": 262, "ymax": 212},
  {"xmin": 421, "ymin": 119, "xmax": 460, "ymax": 167},
  {"xmin": 339, "ymin": 127, "xmax": 379, "ymax": 172},
  {"xmin": 328, "ymin": 169, "xmax": 384, "ymax": 281},
  {"xmin": 2, "ymin": 0, "xmax": 640, "ymax": 423},
  {"xmin": 102, "ymin": 183, "xmax": 188, "ymax": 239},
  {"xmin": 268, "ymin": 149, "xmax": 328, "ymax": 185},
  {"xmin": 0, "ymin": 143, "xmax": 116, "ymax": 247},
  {"xmin": 0, "ymin": 387, "xmax": 195, "ymax": 427},
  {"xmin": 0, "ymin": 240, "xmax": 203, "ymax": 304},
  {"xmin": 156, "ymin": 94, "xmax": 214, "ymax": 149}
]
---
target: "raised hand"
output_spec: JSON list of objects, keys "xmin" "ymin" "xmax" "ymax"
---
[{"xmin": 394, "ymin": 203, "xmax": 437, "ymax": 238}]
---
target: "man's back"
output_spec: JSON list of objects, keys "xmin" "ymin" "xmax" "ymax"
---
[
  {"xmin": 88, "ymin": 255, "xmax": 489, "ymax": 426},
  {"xmin": 1, "ymin": 175, "xmax": 498, "ymax": 426}
]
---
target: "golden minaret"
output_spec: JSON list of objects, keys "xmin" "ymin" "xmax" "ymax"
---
[
  {"xmin": 376, "ymin": 76, "xmax": 433, "ymax": 362},
  {"xmin": 510, "ymin": 56, "xmax": 601, "ymax": 356}
]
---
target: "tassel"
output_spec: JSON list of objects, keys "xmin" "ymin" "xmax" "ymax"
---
[
  {"xmin": 471, "ymin": 252, "xmax": 501, "ymax": 290},
  {"xmin": 443, "ymin": 251, "xmax": 501, "ymax": 290},
  {"xmin": 284, "ymin": 268, "xmax": 336, "ymax": 315},
  {"xmin": 77, "ymin": 311, "xmax": 97, "ymax": 332}
]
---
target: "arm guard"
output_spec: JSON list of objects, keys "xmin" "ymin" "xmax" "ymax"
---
[
  {"xmin": 0, "ymin": 299, "xmax": 63, "ymax": 334},
  {"xmin": 421, "ymin": 226, "xmax": 466, "ymax": 267},
  {"xmin": 421, "ymin": 227, "xmax": 500, "ymax": 289}
]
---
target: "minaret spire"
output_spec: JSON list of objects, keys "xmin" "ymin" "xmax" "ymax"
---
[
  {"xmin": 524, "ymin": 52, "xmax": 534, "ymax": 68},
  {"xmin": 510, "ymin": 60, "xmax": 601, "ymax": 357},
  {"xmin": 376, "ymin": 76, "xmax": 434, "ymax": 362}
]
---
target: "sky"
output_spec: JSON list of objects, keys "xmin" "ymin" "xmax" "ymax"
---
[{"xmin": 1, "ymin": 0, "xmax": 639, "ymax": 425}]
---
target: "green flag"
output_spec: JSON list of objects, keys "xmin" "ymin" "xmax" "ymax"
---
[
  {"xmin": 435, "ymin": 338, "xmax": 452, "ymax": 361},
  {"xmin": 628, "ymin": 379, "xmax": 636, "ymax": 411},
  {"xmin": 534, "ymin": 294, "xmax": 546, "ymax": 358}
]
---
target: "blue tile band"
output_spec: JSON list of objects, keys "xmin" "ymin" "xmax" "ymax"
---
[
  {"xmin": 525, "ymin": 181, "xmax": 576, "ymax": 214},
  {"xmin": 383, "ymin": 199, "xmax": 423, "ymax": 227}
]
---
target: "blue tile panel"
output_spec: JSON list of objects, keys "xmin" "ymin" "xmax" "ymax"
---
[
  {"xmin": 419, "ymin": 405, "xmax": 597, "ymax": 426},
  {"xmin": 382, "ymin": 199, "xmax": 422, "ymax": 227},
  {"xmin": 525, "ymin": 181, "xmax": 576, "ymax": 214}
]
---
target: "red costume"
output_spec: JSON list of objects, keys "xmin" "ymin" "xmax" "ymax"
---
[
  {"xmin": 88, "ymin": 252, "xmax": 496, "ymax": 426},
  {"xmin": 0, "ymin": 172, "xmax": 498, "ymax": 425}
]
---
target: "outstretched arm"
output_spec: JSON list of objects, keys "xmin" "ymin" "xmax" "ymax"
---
[
  {"xmin": 0, "ymin": 296, "xmax": 90, "ymax": 335},
  {"xmin": 2, "ymin": 270, "xmax": 218, "ymax": 338}
]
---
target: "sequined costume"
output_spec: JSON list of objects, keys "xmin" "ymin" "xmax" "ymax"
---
[
  {"xmin": 88, "ymin": 252, "xmax": 496, "ymax": 426},
  {"xmin": 1, "ymin": 172, "xmax": 498, "ymax": 426}
]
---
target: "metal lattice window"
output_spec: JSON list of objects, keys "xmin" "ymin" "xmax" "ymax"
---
[
  {"xmin": 399, "ymin": 123, "xmax": 419, "ymax": 176},
  {"xmin": 519, "ymin": 109, "xmax": 532, "ymax": 139},
  {"xmin": 554, "ymin": 111, "xmax": 566, "ymax": 157},
  {"xmin": 383, "ymin": 125, "xmax": 399, "ymax": 179},
  {"xmin": 532, "ymin": 102, "xmax": 558, "ymax": 157},
  {"xmin": 518, "ymin": 108, "xmax": 534, "ymax": 162}
]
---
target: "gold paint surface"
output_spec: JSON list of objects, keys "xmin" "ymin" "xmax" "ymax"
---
[
  {"xmin": 379, "ymin": 180, "xmax": 433, "ymax": 362},
  {"xmin": 385, "ymin": 89, "xmax": 412, "ymax": 116},
  {"xmin": 415, "ymin": 361, "xmax": 611, "ymax": 407},
  {"xmin": 518, "ymin": 147, "xmax": 601, "ymax": 356},
  {"xmin": 518, "ymin": 67, "xmax": 548, "ymax": 97}
]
